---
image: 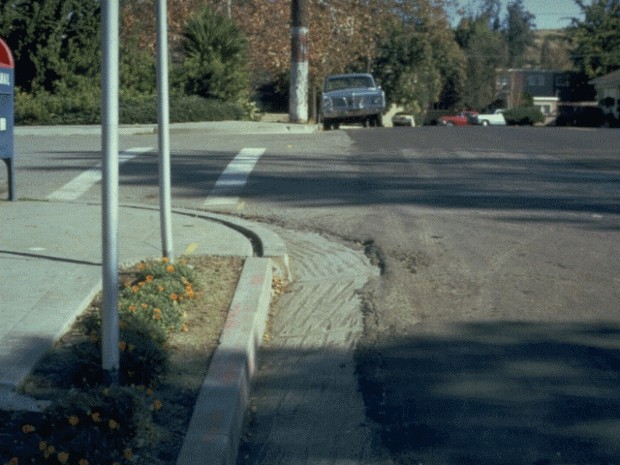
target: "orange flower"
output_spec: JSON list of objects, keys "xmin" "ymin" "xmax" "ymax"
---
[
  {"xmin": 109, "ymin": 419, "xmax": 120, "ymax": 430},
  {"xmin": 7, "ymin": 457, "xmax": 18, "ymax": 465},
  {"xmin": 123, "ymin": 448, "xmax": 134, "ymax": 460},
  {"xmin": 118, "ymin": 341, "xmax": 127, "ymax": 352},
  {"xmin": 131, "ymin": 285, "xmax": 140, "ymax": 294},
  {"xmin": 161, "ymin": 257, "xmax": 169, "ymax": 263},
  {"xmin": 90, "ymin": 412, "xmax": 101, "ymax": 423},
  {"xmin": 166, "ymin": 265, "xmax": 175, "ymax": 273},
  {"xmin": 128, "ymin": 305, "xmax": 137, "ymax": 313},
  {"xmin": 68, "ymin": 415, "xmax": 79, "ymax": 426},
  {"xmin": 21, "ymin": 424, "xmax": 35, "ymax": 433},
  {"xmin": 44, "ymin": 444, "xmax": 56, "ymax": 459},
  {"xmin": 57, "ymin": 451, "xmax": 69, "ymax": 464},
  {"xmin": 146, "ymin": 274, "xmax": 154, "ymax": 282},
  {"xmin": 169, "ymin": 293, "xmax": 178, "ymax": 301},
  {"xmin": 141, "ymin": 303, "xmax": 149, "ymax": 309},
  {"xmin": 138, "ymin": 262, "xmax": 146, "ymax": 270},
  {"xmin": 79, "ymin": 459, "xmax": 90, "ymax": 465},
  {"xmin": 153, "ymin": 313, "xmax": 161, "ymax": 321},
  {"xmin": 181, "ymin": 324, "xmax": 189, "ymax": 333},
  {"xmin": 157, "ymin": 285, "xmax": 165, "ymax": 292},
  {"xmin": 39, "ymin": 441, "xmax": 47, "ymax": 451},
  {"xmin": 153, "ymin": 399, "xmax": 163, "ymax": 411}
]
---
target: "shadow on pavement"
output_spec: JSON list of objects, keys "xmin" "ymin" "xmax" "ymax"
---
[{"xmin": 356, "ymin": 321, "xmax": 620, "ymax": 465}]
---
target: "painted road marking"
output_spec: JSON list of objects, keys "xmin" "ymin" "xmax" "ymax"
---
[
  {"xmin": 47, "ymin": 147, "xmax": 153, "ymax": 201},
  {"xmin": 204, "ymin": 147, "xmax": 266, "ymax": 207}
]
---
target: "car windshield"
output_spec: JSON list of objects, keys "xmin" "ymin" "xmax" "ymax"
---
[{"xmin": 325, "ymin": 76, "xmax": 373, "ymax": 92}]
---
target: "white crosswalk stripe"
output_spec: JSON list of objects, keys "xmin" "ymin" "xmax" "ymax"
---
[{"xmin": 47, "ymin": 147, "xmax": 152, "ymax": 201}]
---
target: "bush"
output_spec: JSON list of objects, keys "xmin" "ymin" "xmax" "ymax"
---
[
  {"xmin": 503, "ymin": 106, "xmax": 544, "ymax": 126},
  {"xmin": 15, "ymin": 90, "xmax": 248, "ymax": 125}
]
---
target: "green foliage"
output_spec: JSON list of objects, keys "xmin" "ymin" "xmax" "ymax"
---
[
  {"xmin": 503, "ymin": 106, "xmax": 544, "ymax": 125},
  {"xmin": 15, "ymin": 90, "xmax": 247, "ymax": 125},
  {"xmin": 503, "ymin": 0, "xmax": 536, "ymax": 67},
  {"xmin": 0, "ymin": 257, "xmax": 202, "ymax": 465},
  {"xmin": 0, "ymin": 0, "xmax": 101, "ymax": 93},
  {"xmin": 456, "ymin": 16, "xmax": 507, "ymax": 110},
  {"xmin": 569, "ymin": 0, "xmax": 620, "ymax": 78},
  {"xmin": 3, "ymin": 386, "xmax": 155, "ymax": 465},
  {"xmin": 373, "ymin": 10, "xmax": 465, "ymax": 118},
  {"xmin": 180, "ymin": 6, "xmax": 250, "ymax": 103}
]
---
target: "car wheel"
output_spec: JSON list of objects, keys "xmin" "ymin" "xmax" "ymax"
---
[{"xmin": 481, "ymin": 120, "xmax": 489, "ymax": 126}]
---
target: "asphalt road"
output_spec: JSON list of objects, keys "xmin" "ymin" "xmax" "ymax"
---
[
  {"xmin": 236, "ymin": 126, "xmax": 620, "ymax": 465},
  {"xmin": 5, "ymin": 125, "xmax": 620, "ymax": 464}
]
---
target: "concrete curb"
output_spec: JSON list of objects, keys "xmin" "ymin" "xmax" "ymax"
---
[
  {"xmin": 15, "ymin": 121, "xmax": 318, "ymax": 137},
  {"xmin": 171, "ymin": 207, "xmax": 291, "ymax": 282},
  {"xmin": 176, "ymin": 257, "xmax": 273, "ymax": 465},
  {"xmin": 116, "ymin": 203, "xmax": 291, "ymax": 281}
]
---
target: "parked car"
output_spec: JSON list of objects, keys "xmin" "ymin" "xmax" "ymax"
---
[
  {"xmin": 320, "ymin": 73, "xmax": 386, "ymax": 130},
  {"xmin": 471, "ymin": 109, "xmax": 507, "ymax": 126},
  {"xmin": 439, "ymin": 111, "xmax": 479, "ymax": 126},
  {"xmin": 391, "ymin": 112, "xmax": 416, "ymax": 127}
]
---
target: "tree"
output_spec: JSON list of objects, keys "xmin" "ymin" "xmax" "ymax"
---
[
  {"xmin": 373, "ymin": 1, "xmax": 465, "ymax": 115},
  {"xmin": 456, "ymin": 15, "xmax": 507, "ymax": 109},
  {"xmin": 179, "ymin": 6, "xmax": 250, "ymax": 102},
  {"xmin": 503, "ymin": 0, "xmax": 536, "ymax": 67},
  {"xmin": 569, "ymin": 0, "xmax": 620, "ymax": 78},
  {"xmin": 0, "ymin": 0, "xmax": 101, "ymax": 93}
]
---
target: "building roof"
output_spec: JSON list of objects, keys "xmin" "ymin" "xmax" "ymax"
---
[{"xmin": 589, "ymin": 69, "xmax": 620, "ymax": 86}]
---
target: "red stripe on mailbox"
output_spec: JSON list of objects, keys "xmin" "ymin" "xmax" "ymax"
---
[{"xmin": 0, "ymin": 39, "xmax": 14, "ymax": 69}]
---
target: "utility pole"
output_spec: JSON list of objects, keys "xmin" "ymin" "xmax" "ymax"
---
[{"xmin": 290, "ymin": 0, "xmax": 308, "ymax": 123}]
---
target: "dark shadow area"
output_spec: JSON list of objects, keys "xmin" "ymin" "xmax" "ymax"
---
[{"xmin": 356, "ymin": 321, "xmax": 620, "ymax": 465}]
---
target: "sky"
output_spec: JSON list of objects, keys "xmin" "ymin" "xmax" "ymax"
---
[{"xmin": 453, "ymin": 0, "xmax": 587, "ymax": 30}]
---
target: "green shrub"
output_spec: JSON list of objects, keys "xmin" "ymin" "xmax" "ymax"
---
[
  {"xmin": 15, "ymin": 90, "xmax": 248, "ymax": 125},
  {"xmin": 503, "ymin": 106, "xmax": 544, "ymax": 126}
]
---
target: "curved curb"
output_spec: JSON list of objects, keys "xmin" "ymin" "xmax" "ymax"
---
[
  {"xmin": 112, "ymin": 203, "xmax": 290, "ymax": 281},
  {"xmin": 171, "ymin": 207, "xmax": 291, "ymax": 282}
]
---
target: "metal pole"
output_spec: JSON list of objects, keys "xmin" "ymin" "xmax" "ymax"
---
[
  {"xmin": 157, "ymin": 0, "xmax": 174, "ymax": 261},
  {"xmin": 290, "ymin": 0, "xmax": 309, "ymax": 123},
  {"xmin": 101, "ymin": 0, "xmax": 120, "ymax": 385}
]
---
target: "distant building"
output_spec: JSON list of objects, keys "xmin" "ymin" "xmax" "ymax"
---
[
  {"xmin": 496, "ymin": 69, "xmax": 596, "ymax": 117},
  {"xmin": 589, "ymin": 69, "xmax": 620, "ymax": 126}
]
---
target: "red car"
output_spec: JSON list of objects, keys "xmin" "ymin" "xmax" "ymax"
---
[{"xmin": 439, "ymin": 111, "xmax": 479, "ymax": 126}]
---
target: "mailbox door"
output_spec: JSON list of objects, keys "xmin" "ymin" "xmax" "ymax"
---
[{"xmin": 0, "ymin": 67, "xmax": 14, "ymax": 158}]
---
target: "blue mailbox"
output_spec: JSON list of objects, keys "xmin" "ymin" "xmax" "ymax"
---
[{"xmin": 0, "ymin": 37, "xmax": 15, "ymax": 201}]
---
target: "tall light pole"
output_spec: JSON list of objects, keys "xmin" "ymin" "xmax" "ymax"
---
[
  {"xmin": 290, "ymin": 0, "xmax": 308, "ymax": 123},
  {"xmin": 101, "ymin": 0, "xmax": 120, "ymax": 385}
]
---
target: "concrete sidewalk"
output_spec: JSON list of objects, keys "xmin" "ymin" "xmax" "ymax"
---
[{"xmin": 0, "ymin": 199, "xmax": 289, "ymax": 464}]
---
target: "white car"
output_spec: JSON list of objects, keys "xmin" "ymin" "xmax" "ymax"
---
[
  {"xmin": 472, "ymin": 109, "xmax": 506, "ymax": 126},
  {"xmin": 391, "ymin": 112, "xmax": 416, "ymax": 127}
]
